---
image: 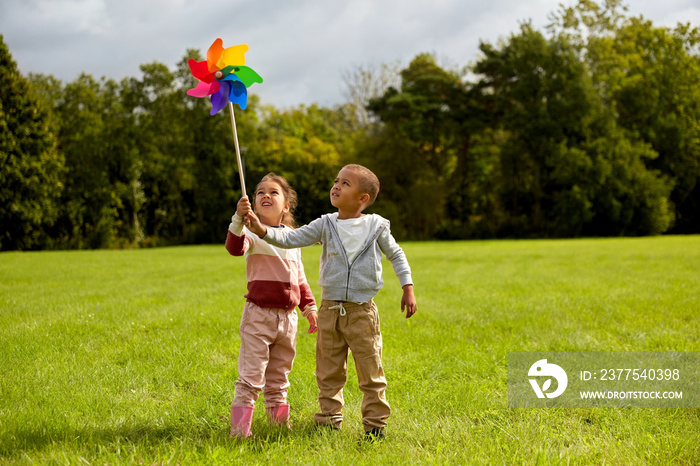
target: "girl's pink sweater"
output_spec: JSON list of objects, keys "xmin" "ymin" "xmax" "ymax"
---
[{"xmin": 225, "ymin": 214, "xmax": 316, "ymax": 314}]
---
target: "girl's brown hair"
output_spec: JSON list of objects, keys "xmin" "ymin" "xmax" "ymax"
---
[{"xmin": 254, "ymin": 173, "xmax": 298, "ymax": 228}]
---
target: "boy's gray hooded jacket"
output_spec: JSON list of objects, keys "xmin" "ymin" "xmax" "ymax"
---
[{"xmin": 263, "ymin": 213, "xmax": 413, "ymax": 303}]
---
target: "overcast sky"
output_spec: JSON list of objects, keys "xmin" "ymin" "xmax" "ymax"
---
[{"xmin": 1, "ymin": 0, "xmax": 698, "ymax": 109}]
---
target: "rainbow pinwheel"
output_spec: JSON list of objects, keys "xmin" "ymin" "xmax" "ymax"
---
[
  {"xmin": 187, "ymin": 38, "xmax": 263, "ymax": 197},
  {"xmin": 187, "ymin": 38, "xmax": 263, "ymax": 114}
]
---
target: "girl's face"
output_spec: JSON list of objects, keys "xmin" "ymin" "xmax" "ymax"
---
[{"xmin": 254, "ymin": 180, "xmax": 289, "ymax": 226}]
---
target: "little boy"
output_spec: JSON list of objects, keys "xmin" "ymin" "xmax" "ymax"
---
[{"xmin": 245, "ymin": 164, "xmax": 417, "ymax": 441}]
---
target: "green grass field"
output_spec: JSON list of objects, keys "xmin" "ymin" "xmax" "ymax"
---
[{"xmin": 1, "ymin": 236, "xmax": 699, "ymax": 464}]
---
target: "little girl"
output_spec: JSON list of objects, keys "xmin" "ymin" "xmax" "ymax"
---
[{"xmin": 225, "ymin": 173, "xmax": 318, "ymax": 438}]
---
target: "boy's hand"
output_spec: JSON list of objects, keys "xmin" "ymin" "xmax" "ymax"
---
[
  {"xmin": 401, "ymin": 284, "xmax": 417, "ymax": 318},
  {"xmin": 306, "ymin": 312, "xmax": 318, "ymax": 334},
  {"xmin": 246, "ymin": 211, "xmax": 267, "ymax": 238},
  {"xmin": 236, "ymin": 196, "xmax": 251, "ymax": 225}
]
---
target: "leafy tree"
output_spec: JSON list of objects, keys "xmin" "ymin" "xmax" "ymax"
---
[
  {"xmin": 474, "ymin": 22, "xmax": 673, "ymax": 236},
  {"xmin": 0, "ymin": 35, "xmax": 64, "ymax": 250},
  {"xmin": 476, "ymin": 24, "xmax": 597, "ymax": 234},
  {"xmin": 249, "ymin": 104, "xmax": 344, "ymax": 226},
  {"xmin": 55, "ymin": 74, "xmax": 119, "ymax": 248},
  {"xmin": 365, "ymin": 53, "xmax": 468, "ymax": 239},
  {"xmin": 30, "ymin": 72, "xmax": 141, "ymax": 249},
  {"xmin": 5, "ymin": 0, "xmax": 697, "ymax": 249},
  {"xmin": 121, "ymin": 61, "xmax": 200, "ymax": 245},
  {"xmin": 596, "ymin": 21, "xmax": 700, "ymax": 232},
  {"xmin": 549, "ymin": 0, "xmax": 700, "ymax": 232}
]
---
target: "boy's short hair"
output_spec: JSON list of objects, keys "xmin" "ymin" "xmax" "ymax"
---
[{"xmin": 343, "ymin": 164, "xmax": 380, "ymax": 207}]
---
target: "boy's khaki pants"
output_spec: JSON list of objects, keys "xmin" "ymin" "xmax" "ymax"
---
[
  {"xmin": 233, "ymin": 301, "xmax": 298, "ymax": 408},
  {"xmin": 314, "ymin": 299, "xmax": 390, "ymax": 431}
]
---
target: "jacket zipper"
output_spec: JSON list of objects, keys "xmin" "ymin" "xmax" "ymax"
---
[
  {"xmin": 327, "ymin": 215, "xmax": 387, "ymax": 301},
  {"xmin": 326, "ymin": 217, "xmax": 352, "ymax": 300}
]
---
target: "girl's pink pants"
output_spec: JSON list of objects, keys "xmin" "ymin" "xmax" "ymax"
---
[{"xmin": 232, "ymin": 301, "xmax": 298, "ymax": 408}]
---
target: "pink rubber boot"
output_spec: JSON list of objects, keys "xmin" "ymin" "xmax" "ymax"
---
[
  {"xmin": 266, "ymin": 404, "xmax": 290, "ymax": 428},
  {"xmin": 230, "ymin": 405, "xmax": 254, "ymax": 438}
]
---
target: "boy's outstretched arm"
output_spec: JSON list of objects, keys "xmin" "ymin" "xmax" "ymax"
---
[
  {"xmin": 250, "ymin": 213, "xmax": 324, "ymax": 249},
  {"xmin": 401, "ymin": 284, "xmax": 417, "ymax": 318}
]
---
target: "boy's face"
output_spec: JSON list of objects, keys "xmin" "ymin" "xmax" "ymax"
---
[{"xmin": 330, "ymin": 168, "xmax": 367, "ymax": 211}]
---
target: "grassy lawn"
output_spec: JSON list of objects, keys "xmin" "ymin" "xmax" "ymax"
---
[{"xmin": 1, "ymin": 236, "xmax": 699, "ymax": 464}]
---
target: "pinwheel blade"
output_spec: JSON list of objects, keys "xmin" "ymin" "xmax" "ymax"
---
[
  {"xmin": 220, "ymin": 74, "xmax": 243, "ymax": 83},
  {"xmin": 219, "ymin": 44, "xmax": 248, "ymax": 69},
  {"xmin": 206, "ymin": 38, "xmax": 225, "ymax": 73},
  {"xmin": 210, "ymin": 81, "xmax": 231, "ymax": 115},
  {"xmin": 187, "ymin": 79, "xmax": 220, "ymax": 98},
  {"xmin": 188, "ymin": 59, "xmax": 214, "ymax": 82},
  {"xmin": 228, "ymin": 80, "xmax": 248, "ymax": 110},
  {"xmin": 231, "ymin": 66, "xmax": 263, "ymax": 88}
]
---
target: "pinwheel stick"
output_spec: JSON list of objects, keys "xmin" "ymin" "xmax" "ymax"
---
[{"xmin": 228, "ymin": 102, "xmax": 247, "ymax": 198}]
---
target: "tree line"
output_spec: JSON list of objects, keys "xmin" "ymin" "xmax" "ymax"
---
[{"xmin": 2, "ymin": 0, "xmax": 699, "ymax": 250}]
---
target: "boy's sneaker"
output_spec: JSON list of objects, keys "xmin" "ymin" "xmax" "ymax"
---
[{"xmin": 364, "ymin": 428, "xmax": 385, "ymax": 442}]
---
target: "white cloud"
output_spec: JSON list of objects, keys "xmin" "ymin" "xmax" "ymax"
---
[{"xmin": 1, "ymin": 0, "xmax": 697, "ymax": 108}]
